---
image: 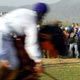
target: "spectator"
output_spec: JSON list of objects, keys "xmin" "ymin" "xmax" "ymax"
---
[{"xmin": 69, "ymin": 28, "xmax": 79, "ymax": 58}]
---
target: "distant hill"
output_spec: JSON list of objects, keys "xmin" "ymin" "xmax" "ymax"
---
[
  {"xmin": 0, "ymin": 6, "xmax": 16, "ymax": 12},
  {"xmin": 0, "ymin": 0, "xmax": 80, "ymax": 23},
  {"xmin": 47, "ymin": 0, "xmax": 80, "ymax": 23},
  {"xmin": 20, "ymin": 0, "xmax": 80, "ymax": 23}
]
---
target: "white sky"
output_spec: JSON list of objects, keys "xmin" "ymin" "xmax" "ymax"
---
[{"xmin": 0, "ymin": 0, "xmax": 61, "ymax": 7}]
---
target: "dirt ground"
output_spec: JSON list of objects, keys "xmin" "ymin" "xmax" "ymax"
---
[{"xmin": 42, "ymin": 58, "xmax": 80, "ymax": 64}]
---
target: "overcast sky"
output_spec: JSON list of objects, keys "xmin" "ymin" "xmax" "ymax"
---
[{"xmin": 0, "ymin": 0, "xmax": 61, "ymax": 7}]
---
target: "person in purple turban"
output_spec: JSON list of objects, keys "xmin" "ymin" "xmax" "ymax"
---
[
  {"xmin": 33, "ymin": 2, "xmax": 49, "ymax": 25},
  {"xmin": 0, "ymin": 2, "xmax": 49, "ymax": 80}
]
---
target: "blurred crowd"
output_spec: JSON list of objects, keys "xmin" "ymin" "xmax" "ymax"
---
[{"xmin": 39, "ymin": 22, "xmax": 80, "ymax": 59}]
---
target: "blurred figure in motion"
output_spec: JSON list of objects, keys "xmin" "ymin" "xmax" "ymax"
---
[
  {"xmin": 0, "ymin": 2, "xmax": 48, "ymax": 80},
  {"xmin": 39, "ymin": 24, "xmax": 68, "ymax": 58}
]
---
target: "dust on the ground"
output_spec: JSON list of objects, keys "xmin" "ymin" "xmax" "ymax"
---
[{"xmin": 42, "ymin": 58, "xmax": 80, "ymax": 64}]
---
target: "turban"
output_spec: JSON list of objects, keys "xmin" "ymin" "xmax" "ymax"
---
[{"xmin": 33, "ymin": 2, "xmax": 48, "ymax": 14}]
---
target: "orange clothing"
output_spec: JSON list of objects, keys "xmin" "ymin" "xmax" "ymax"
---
[{"xmin": 40, "ymin": 41, "xmax": 59, "ymax": 58}]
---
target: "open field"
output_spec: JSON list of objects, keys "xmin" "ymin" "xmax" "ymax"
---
[
  {"xmin": 40, "ymin": 58, "xmax": 80, "ymax": 80},
  {"xmin": 42, "ymin": 58, "xmax": 80, "ymax": 64},
  {"xmin": 0, "ymin": 58, "xmax": 80, "ymax": 80}
]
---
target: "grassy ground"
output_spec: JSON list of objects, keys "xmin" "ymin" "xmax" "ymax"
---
[
  {"xmin": 0, "ymin": 58, "xmax": 80, "ymax": 80},
  {"xmin": 40, "ymin": 58, "xmax": 80, "ymax": 80}
]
